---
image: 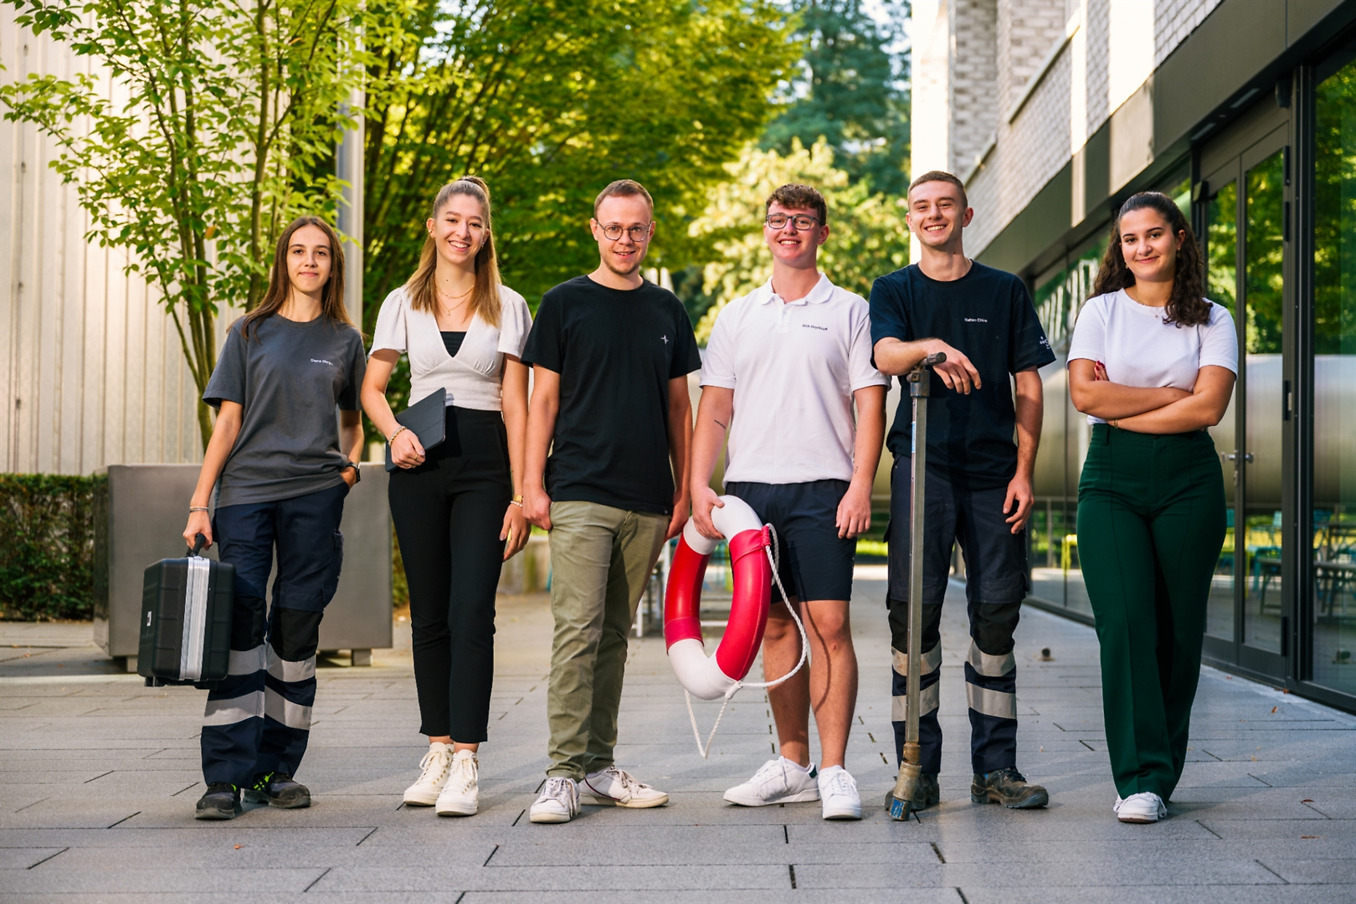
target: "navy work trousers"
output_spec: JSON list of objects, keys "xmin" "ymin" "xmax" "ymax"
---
[{"xmin": 201, "ymin": 482, "xmax": 347, "ymax": 787}]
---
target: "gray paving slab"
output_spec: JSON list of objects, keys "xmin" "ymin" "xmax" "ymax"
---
[
  {"xmin": 2, "ymin": 575, "xmax": 1354, "ymax": 901},
  {"xmin": 961, "ymin": 888, "xmax": 1356, "ymax": 904}
]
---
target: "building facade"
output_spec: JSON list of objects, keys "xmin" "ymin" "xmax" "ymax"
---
[{"xmin": 913, "ymin": 0, "xmax": 1356, "ymax": 712}]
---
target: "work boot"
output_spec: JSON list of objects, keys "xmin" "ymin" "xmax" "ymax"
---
[
  {"xmin": 970, "ymin": 768, "xmax": 1048, "ymax": 809},
  {"xmin": 244, "ymin": 771, "xmax": 311, "ymax": 809},
  {"xmin": 195, "ymin": 783, "xmax": 241, "ymax": 820}
]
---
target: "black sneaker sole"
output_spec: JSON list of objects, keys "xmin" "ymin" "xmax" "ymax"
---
[
  {"xmin": 195, "ymin": 805, "xmax": 241, "ymax": 820},
  {"xmin": 243, "ymin": 790, "xmax": 311, "ymax": 809},
  {"xmin": 970, "ymin": 789, "xmax": 1049, "ymax": 809}
]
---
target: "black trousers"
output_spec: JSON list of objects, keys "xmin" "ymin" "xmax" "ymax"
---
[{"xmin": 389, "ymin": 406, "xmax": 510, "ymax": 742}]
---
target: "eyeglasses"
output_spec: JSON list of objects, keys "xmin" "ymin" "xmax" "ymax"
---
[
  {"xmin": 597, "ymin": 222, "xmax": 651, "ymax": 242},
  {"xmin": 765, "ymin": 213, "xmax": 821, "ymax": 230}
]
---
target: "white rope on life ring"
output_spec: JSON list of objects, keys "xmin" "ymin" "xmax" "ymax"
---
[{"xmin": 664, "ymin": 495, "xmax": 772, "ymax": 700}]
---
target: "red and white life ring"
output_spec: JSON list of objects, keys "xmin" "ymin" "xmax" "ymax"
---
[{"xmin": 664, "ymin": 495, "xmax": 772, "ymax": 700}]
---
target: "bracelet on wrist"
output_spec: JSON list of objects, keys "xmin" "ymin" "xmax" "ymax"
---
[
  {"xmin": 509, "ymin": 499, "xmax": 524, "ymax": 508},
  {"xmin": 388, "ymin": 425, "xmax": 407, "ymax": 444},
  {"xmin": 189, "ymin": 506, "xmax": 209, "ymax": 513}
]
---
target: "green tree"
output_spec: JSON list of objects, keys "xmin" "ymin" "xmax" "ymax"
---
[
  {"xmin": 686, "ymin": 138, "xmax": 909, "ymax": 344},
  {"xmin": 0, "ymin": 0, "xmax": 370, "ymax": 447},
  {"xmin": 363, "ymin": 0, "xmax": 798, "ymax": 324},
  {"xmin": 762, "ymin": 0, "xmax": 910, "ymax": 196}
]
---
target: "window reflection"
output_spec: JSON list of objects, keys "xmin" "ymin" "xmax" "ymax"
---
[{"xmin": 1312, "ymin": 55, "xmax": 1356, "ymax": 696}]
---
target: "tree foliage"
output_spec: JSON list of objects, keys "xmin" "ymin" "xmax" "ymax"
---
[
  {"xmin": 687, "ymin": 138, "xmax": 909, "ymax": 344},
  {"xmin": 362, "ymin": 0, "xmax": 799, "ymax": 329},
  {"xmin": 0, "ymin": 0, "xmax": 370, "ymax": 447},
  {"xmin": 762, "ymin": 0, "xmax": 910, "ymax": 195}
]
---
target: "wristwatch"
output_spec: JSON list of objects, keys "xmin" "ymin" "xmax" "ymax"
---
[{"xmin": 342, "ymin": 461, "xmax": 361, "ymax": 484}]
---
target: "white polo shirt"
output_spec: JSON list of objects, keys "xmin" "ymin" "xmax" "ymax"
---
[{"xmin": 701, "ymin": 274, "xmax": 888, "ymax": 484}]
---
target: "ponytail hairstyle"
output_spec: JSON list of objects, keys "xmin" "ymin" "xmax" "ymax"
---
[
  {"xmin": 240, "ymin": 216, "xmax": 351, "ymax": 339},
  {"xmin": 405, "ymin": 176, "xmax": 502, "ymax": 328},
  {"xmin": 1092, "ymin": 191, "xmax": 1211, "ymax": 326}
]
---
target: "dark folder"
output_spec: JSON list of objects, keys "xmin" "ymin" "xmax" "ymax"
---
[{"xmin": 384, "ymin": 387, "xmax": 448, "ymax": 471}]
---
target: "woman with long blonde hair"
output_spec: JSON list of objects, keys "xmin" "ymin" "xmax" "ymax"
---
[{"xmin": 362, "ymin": 176, "xmax": 530, "ymax": 817}]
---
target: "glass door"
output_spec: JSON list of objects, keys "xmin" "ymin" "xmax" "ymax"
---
[
  {"xmin": 1200, "ymin": 113, "xmax": 1290, "ymax": 679},
  {"xmin": 1309, "ymin": 50, "xmax": 1356, "ymax": 699}
]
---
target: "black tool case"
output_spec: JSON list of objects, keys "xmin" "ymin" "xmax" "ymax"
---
[{"xmin": 137, "ymin": 535, "xmax": 234, "ymax": 687}]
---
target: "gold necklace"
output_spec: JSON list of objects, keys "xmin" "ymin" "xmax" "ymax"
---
[{"xmin": 436, "ymin": 284, "xmax": 474, "ymax": 302}]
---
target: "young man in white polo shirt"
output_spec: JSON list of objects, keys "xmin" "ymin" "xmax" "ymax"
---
[{"xmin": 690, "ymin": 183, "xmax": 887, "ymax": 820}]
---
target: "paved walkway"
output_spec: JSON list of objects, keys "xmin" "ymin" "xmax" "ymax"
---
[{"xmin": 2, "ymin": 571, "xmax": 1354, "ymax": 902}]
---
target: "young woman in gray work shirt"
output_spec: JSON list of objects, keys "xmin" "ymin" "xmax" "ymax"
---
[
  {"xmin": 361, "ymin": 176, "xmax": 531, "ymax": 817},
  {"xmin": 1069, "ymin": 191, "xmax": 1237, "ymax": 825},
  {"xmin": 184, "ymin": 216, "xmax": 366, "ymax": 820}
]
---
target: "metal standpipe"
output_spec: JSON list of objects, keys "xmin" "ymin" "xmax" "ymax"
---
[{"xmin": 888, "ymin": 351, "xmax": 945, "ymax": 821}]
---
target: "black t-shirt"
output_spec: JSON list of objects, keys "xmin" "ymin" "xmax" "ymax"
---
[
  {"xmin": 522, "ymin": 275, "xmax": 701, "ymax": 514},
  {"xmin": 868, "ymin": 261, "xmax": 1054, "ymax": 488}
]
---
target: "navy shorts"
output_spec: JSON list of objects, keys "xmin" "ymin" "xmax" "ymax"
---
[
  {"xmin": 724, "ymin": 480, "xmax": 856, "ymax": 603},
  {"xmin": 885, "ymin": 458, "xmax": 1029, "ymax": 607}
]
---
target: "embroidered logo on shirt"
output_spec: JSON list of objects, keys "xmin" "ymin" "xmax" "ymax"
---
[
  {"xmin": 964, "ymin": 317, "xmax": 988, "ymax": 323},
  {"xmin": 310, "ymin": 358, "xmax": 334, "ymax": 365},
  {"xmin": 801, "ymin": 324, "xmax": 828, "ymax": 331}
]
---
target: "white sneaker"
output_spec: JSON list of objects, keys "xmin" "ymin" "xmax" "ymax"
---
[
  {"xmin": 817, "ymin": 766, "xmax": 862, "ymax": 820},
  {"xmin": 1114, "ymin": 792, "xmax": 1166, "ymax": 823},
  {"xmin": 723, "ymin": 757, "xmax": 820, "ymax": 807},
  {"xmin": 435, "ymin": 749, "xmax": 478, "ymax": 816},
  {"xmin": 583, "ymin": 765, "xmax": 669, "ymax": 808},
  {"xmin": 403, "ymin": 742, "xmax": 453, "ymax": 806},
  {"xmin": 529, "ymin": 776, "xmax": 580, "ymax": 824}
]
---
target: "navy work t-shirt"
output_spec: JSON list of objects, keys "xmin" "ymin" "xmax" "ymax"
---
[
  {"xmin": 868, "ymin": 262, "xmax": 1054, "ymax": 489},
  {"xmin": 522, "ymin": 275, "xmax": 701, "ymax": 514}
]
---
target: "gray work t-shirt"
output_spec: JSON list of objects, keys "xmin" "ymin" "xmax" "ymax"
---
[{"xmin": 204, "ymin": 314, "xmax": 366, "ymax": 508}]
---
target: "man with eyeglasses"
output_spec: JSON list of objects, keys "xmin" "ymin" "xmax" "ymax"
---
[
  {"xmin": 521, "ymin": 179, "xmax": 701, "ymax": 824},
  {"xmin": 690, "ymin": 183, "xmax": 887, "ymax": 820}
]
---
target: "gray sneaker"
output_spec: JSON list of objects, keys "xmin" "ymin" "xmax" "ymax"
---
[{"xmin": 970, "ymin": 768, "xmax": 1048, "ymax": 809}]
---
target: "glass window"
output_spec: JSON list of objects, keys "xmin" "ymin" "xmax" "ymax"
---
[{"xmin": 1311, "ymin": 51, "xmax": 1356, "ymax": 697}]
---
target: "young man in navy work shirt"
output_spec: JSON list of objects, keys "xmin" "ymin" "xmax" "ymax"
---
[{"xmin": 869, "ymin": 170, "xmax": 1055, "ymax": 812}]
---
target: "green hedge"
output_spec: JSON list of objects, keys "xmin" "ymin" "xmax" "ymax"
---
[{"xmin": 0, "ymin": 474, "xmax": 97, "ymax": 620}]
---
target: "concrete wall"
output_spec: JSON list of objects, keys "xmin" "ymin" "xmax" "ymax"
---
[
  {"xmin": 0, "ymin": 9, "xmax": 206, "ymax": 475},
  {"xmin": 911, "ymin": 0, "xmax": 1227, "ymax": 253}
]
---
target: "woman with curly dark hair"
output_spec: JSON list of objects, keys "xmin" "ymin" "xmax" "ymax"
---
[{"xmin": 1068, "ymin": 191, "xmax": 1237, "ymax": 824}]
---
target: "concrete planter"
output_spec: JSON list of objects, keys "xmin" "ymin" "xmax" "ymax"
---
[
  {"xmin": 93, "ymin": 463, "xmax": 392, "ymax": 669},
  {"xmin": 496, "ymin": 532, "xmax": 550, "ymax": 595}
]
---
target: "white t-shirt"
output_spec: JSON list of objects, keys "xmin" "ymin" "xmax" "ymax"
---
[
  {"xmin": 1067, "ymin": 289, "xmax": 1238, "ymax": 425},
  {"xmin": 701, "ymin": 274, "xmax": 888, "ymax": 484},
  {"xmin": 370, "ymin": 284, "xmax": 532, "ymax": 411}
]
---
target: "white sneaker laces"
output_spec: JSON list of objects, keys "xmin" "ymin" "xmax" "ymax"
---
[
  {"xmin": 417, "ymin": 748, "xmax": 451, "ymax": 784},
  {"xmin": 543, "ymin": 776, "xmax": 575, "ymax": 803},
  {"xmin": 448, "ymin": 753, "xmax": 477, "ymax": 793},
  {"xmin": 822, "ymin": 770, "xmax": 856, "ymax": 798}
]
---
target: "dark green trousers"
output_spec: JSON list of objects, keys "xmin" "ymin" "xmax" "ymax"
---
[{"xmin": 1077, "ymin": 424, "xmax": 1226, "ymax": 801}]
